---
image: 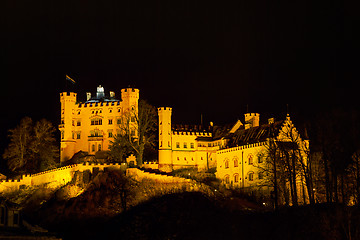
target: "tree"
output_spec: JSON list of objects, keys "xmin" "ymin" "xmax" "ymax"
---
[
  {"xmin": 3, "ymin": 117, "xmax": 33, "ymax": 172},
  {"xmin": 110, "ymin": 100, "xmax": 157, "ymax": 166},
  {"xmin": 3, "ymin": 117, "xmax": 59, "ymax": 174},
  {"xmin": 30, "ymin": 119, "xmax": 59, "ymax": 171}
]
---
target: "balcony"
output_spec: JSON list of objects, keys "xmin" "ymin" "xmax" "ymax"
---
[{"xmin": 88, "ymin": 135, "xmax": 104, "ymax": 141}]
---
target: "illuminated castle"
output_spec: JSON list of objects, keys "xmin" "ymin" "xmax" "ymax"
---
[
  {"xmin": 59, "ymin": 86, "xmax": 139, "ymax": 162},
  {"xmin": 158, "ymin": 107, "xmax": 309, "ymax": 203}
]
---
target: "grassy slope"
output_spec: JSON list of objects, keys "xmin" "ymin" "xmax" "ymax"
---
[{"xmin": 22, "ymin": 170, "xmax": 360, "ymax": 240}]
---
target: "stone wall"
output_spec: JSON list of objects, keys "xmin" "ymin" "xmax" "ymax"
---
[{"xmin": 0, "ymin": 162, "xmax": 124, "ymax": 193}]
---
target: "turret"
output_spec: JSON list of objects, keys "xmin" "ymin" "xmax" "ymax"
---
[
  {"xmin": 244, "ymin": 113, "xmax": 260, "ymax": 129},
  {"xmin": 59, "ymin": 92, "xmax": 77, "ymax": 162},
  {"xmin": 158, "ymin": 107, "xmax": 173, "ymax": 166},
  {"xmin": 121, "ymin": 88, "xmax": 139, "ymax": 111}
]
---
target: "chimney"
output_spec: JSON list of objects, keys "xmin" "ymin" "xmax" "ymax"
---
[
  {"xmin": 86, "ymin": 92, "xmax": 91, "ymax": 101},
  {"xmin": 244, "ymin": 113, "xmax": 260, "ymax": 129},
  {"xmin": 96, "ymin": 85, "xmax": 105, "ymax": 99},
  {"xmin": 110, "ymin": 91, "xmax": 115, "ymax": 98},
  {"xmin": 268, "ymin": 118, "xmax": 275, "ymax": 124}
]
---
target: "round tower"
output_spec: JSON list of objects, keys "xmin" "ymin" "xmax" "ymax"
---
[
  {"xmin": 59, "ymin": 92, "xmax": 77, "ymax": 162},
  {"xmin": 158, "ymin": 107, "xmax": 173, "ymax": 167}
]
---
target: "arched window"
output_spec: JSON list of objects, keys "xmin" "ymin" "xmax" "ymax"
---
[
  {"xmin": 234, "ymin": 174, "xmax": 239, "ymax": 183},
  {"xmin": 225, "ymin": 175, "xmax": 230, "ymax": 184},
  {"xmin": 248, "ymin": 172, "xmax": 254, "ymax": 181},
  {"xmin": 248, "ymin": 154, "xmax": 253, "ymax": 165},
  {"xmin": 225, "ymin": 159, "xmax": 229, "ymax": 169},
  {"xmin": 233, "ymin": 157, "xmax": 239, "ymax": 167}
]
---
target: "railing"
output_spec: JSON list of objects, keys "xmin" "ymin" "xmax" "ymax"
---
[{"xmin": 88, "ymin": 136, "xmax": 104, "ymax": 141}]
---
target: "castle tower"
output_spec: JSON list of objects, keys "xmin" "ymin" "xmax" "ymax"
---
[
  {"xmin": 158, "ymin": 107, "xmax": 172, "ymax": 166},
  {"xmin": 244, "ymin": 113, "xmax": 260, "ymax": 129},
  {"xmin": 59, "ymin": 92, "xmax": 77, "ymax": 162},
  {"xmin": 121, "ymin": 88, "xmax": 139, "ymax": 113}
]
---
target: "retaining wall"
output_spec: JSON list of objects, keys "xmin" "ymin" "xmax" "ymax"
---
[{"xmin": 0, "ymin": 162, "xmax": 123, "ymax": 193}]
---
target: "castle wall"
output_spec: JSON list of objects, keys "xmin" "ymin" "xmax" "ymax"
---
[
  {"xmin": 216, "ymin": 142, "xmax": 267, "ymax": 189},
  {"xmin": 0, "ymin": 163, "xmax": 123, "ymax": 193}
]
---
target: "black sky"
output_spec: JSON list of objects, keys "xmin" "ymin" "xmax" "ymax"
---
[{"xmin": 1, "ymin": 0, "xmax": 358, "ymax": 154}]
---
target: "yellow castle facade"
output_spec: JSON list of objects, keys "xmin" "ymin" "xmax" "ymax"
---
[
  {"xmin": 158, "ymin": 107, "xmax": 309, "ymax": 203},
  {"xmin": 59, "ymin": 86, "xmax": 139, "ymax": 162}
]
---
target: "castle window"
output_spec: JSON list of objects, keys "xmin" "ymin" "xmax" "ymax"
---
[
  {"xmin": 258, "ymin": 172, "xmax": 263, "ymax": 180},
  {"xmin": 248, "ymin": 154, "xmax": 253, "ymax": 165},
  {"xmin": 77, "ymin": 132, "xmax": 81, "ymax": 139},
  {"xmin": 184, "ymin": 142, "xmax": 187, "ymax": 148},
  {"xmin": 234, "ymin": 158, "xmax": 239, "ymax": 167},
  {"xmin": 109, "ymin": 109, "xmax": 112, "ymax": 113},
  {"xmin": 234, "ymin": 174, "xmax": 239, "ymax": 183},
  {"xmin": 108, "ymin": 119, "xmax": 113, "ymax": 125},
  {"xmin": 190, "ymin": 143, "xmax": 194, "ymax": 149},
  {"xmin": 177, "ymin": 157, "xmax": 180, "ymax": 161},
  {"xmin": 77, "ymin": 121, "xmax": 81, "ymax": 126},
  {"xmin": 176, "ymin": 142, "xmax": 180, "ymax": 148},
  {"xmin": 249, "ymin": 172, "xmax": 254, "ymax": 181},
  {"xmin": 91, "ymin": 118, "xmax": 102, "ymax": 125},
  {"xmin": 98, "ymin": 144, "xmax": 102, "ymax": 151},
  {"xmin": 118, "ymin": 108, "xmax": 121, "ymax": 112},
  {"xmin": 72, "ymin": 132, "xmax": 75, "ymax": 139},
  {"xmin": 61, "ymin": 131, "xmax": 64, "ymax": 139},
  {"xmin": 225, "ymin": 159, "xmax": 229, "ymax": 169},
  {"xmin": 225, "ymin": 175, "xmax": 230, "ymax": 184},
  {"xmin": 77, "ymin": 110, "xmax": 81, "ymax": 115},
  {"xmin": 92, "ymin": 144, "xmax": 95, "ymax": 152},
  {"xmin": 131, "ymin": 116, "xmax": 135, "ymax": 122},
  {"xmin": 108, "ymin": 131, "xmax": 113, "ymax": 138},
  {"xmin": 117, "ymin": 118, "xmax": 122, "ymax": 124},
  {"xmin": 258, "ymin": 155, "xmax": 263, "ymax": 163}
]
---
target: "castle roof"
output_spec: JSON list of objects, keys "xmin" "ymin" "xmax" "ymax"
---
[{"xmin": 228, "ymin": 120, "xmax": 285, "ymax": 147}]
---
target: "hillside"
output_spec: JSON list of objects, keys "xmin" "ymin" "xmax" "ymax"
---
[{"xmin": 19, "ymin": 170, "xmax": 360, "ymax": 240}]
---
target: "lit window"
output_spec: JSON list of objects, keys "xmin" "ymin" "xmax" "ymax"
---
[
  {"xmin": 184, "ymin": 142, "xmax": 187, "ymax": 148},
  {"xmin": 91, "ymin": 118, "xmax": 102, "ymax": 125},
  {"xmin": 248, "ymin": 154, "xmax": 253, "ymax": 165},
  {"xmin": 190, "ymin": 143, "xmax": 194, "ymax": 148},
  {"xmin": 234, "ymin": 174, "xmax": 239, "ymax": 183},
  {"xmin": 176, "ymin": 142, "xmax": 180, "ymax": 148},
  {"xmin": 234, "ymin": 158, "xmax": 239, "ymax": 167},
  {"xmin": 225, "ymin": 175, "xmax": 230, "ymax": 184},
  {"xmin": 249, "ymin": 172, "xmax": 254, "ymax": 181},
  {"xmin": 225, "ymin": 159, "xmax": 229, "ymax": 169}
]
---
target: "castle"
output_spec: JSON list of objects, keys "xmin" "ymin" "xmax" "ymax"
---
[
  {"xmin": 158, "ymin": 107, "xmax": 310, "ymax": 203},
  {"xmin": 59, "ymin": 86, "xmax": 139, "ymax": 162}
]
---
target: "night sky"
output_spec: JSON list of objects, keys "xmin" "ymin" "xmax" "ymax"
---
[{"xmin": 1, "ymin": 0, "xmax": 358, "ymax": 155}]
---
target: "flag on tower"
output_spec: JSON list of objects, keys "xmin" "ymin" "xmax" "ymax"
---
[{"xmin": 66, "ymin": 75, "xmax": 76, "ymax": 84}]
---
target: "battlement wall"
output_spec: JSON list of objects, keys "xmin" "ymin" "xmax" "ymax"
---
[
  {"xmin": 0, "ymin": 162, "xmax": 123, "ymax": 193},
  {"xmin": 216, "ymin": 141, "xmax": 266, "ymax": 155},
  {"xmin": 77, "ymin": 101, "xmax": 121, "ymax": 108},
  {"xmin": 126, "ymin": 168, "xmax": 191, "ymax": 184}
]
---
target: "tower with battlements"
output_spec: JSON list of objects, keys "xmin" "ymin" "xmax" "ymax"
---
[{"xmin": 59, "ymin": 86, "xmax": 139, "ymax": 162}]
